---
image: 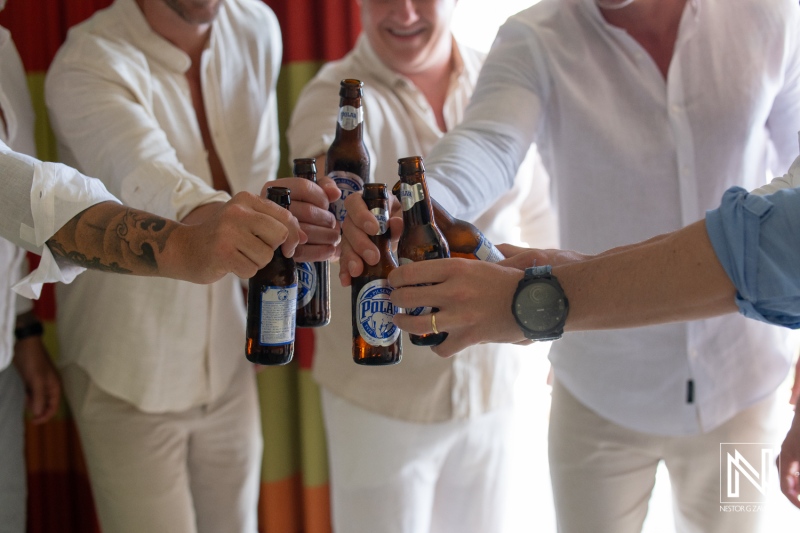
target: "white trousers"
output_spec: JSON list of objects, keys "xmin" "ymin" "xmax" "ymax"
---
[
  {"xmin": 61, "ymin": 364, "xmax": 263, "ymax": 533},
  {"xmin": 321, "ymin": 388, "xmax": 515, "ymax": 533},
  {"xmin": 548, "ymin": 379, "xmax": 782, "ymax": 533},
  {"xmin": 0, "ymin": 365, "xmax": 25, "ymax": 533}
]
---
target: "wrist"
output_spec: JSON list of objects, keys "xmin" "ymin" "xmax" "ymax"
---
[
  {"xmin": 511, "ymin": 266, "xmax": 569, "ymax": 341},
  {"xmin": 14, "ymin": 321, "xmax": 44, "ymax": 341}
]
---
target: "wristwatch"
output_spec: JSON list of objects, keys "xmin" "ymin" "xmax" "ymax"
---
[{"xmin": 511, "ymin": 265, "xmax": 569, "ymax": 341}]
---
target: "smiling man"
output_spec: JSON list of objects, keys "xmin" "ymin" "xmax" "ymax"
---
[{"xmin": 287, "ymin": 1, "xmax": 557, "ymax": 532}]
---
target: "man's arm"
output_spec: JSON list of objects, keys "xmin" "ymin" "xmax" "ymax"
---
[
  {"xmin": 12, "ymin": 309, "xmax": 61, "ymax": 424},
  {"xmin": 388, "ymin": 219, "xmax": 737, "ymax": 357},
  {"xmin": 555, "ymin": 219, "xmax": 737, "ymax": 330},
  {"xmin": 45, "ymin": 47, "xmax": 339, "ymax": 267},
  {"xmin": 47, "ymin": 192, "xmax": 303, "ymax": 284}
]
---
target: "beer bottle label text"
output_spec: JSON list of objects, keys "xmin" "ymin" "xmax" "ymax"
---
[
  {"xmin": 259, "ymin": 284, "xmax": 298, "ymax": 346},
  {"xmin": 356, "ymin": 279, "xmax": 400, "ymax": 346},
  {"xmin": 399, "ymin": 182, "xmax": 425, "ymax": 212},
  {"xmin": 475, "ymin": 234, "xmax": 505, "ymax": 263},
  {"xmin": 338, "ymin": 105, "xmax": 363, "ymax": 131}
]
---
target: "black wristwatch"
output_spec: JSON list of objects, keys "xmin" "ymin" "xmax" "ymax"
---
[{"xmin": 511, "ymin": 265, "xmax": 569, "ymax": 341}]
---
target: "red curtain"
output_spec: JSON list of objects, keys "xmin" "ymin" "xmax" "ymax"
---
[{"xmin": 0, "ymin": 1, "xmax": 360, "ymax": 531}]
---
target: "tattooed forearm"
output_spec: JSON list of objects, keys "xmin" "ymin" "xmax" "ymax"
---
[
  {"xmin": 46, "ymin": 202, "xmax": 180, "ymax": 276},
  {"xmin": 46, "ymin": 239, "xmax": 133, "ymax": 274}
]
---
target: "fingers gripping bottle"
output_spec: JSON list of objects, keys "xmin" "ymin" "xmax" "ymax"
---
[
  {"xmin": 396, "ymin": 156, "xmax": 450, "ymax": 347},
  {"xmin": 326, "ymin": 79, "xmax": 370, "ymax": 224},
  {"xmin": 351, "ymin": 183, "xmax": 403, "ymax": 365},
  {"xmin": 246, "ymin": 187, "xmax": 297, "ymax": 365},
  {"xmin": 391, "ymin": 181, "xmax": 505, "ymax": 262},
  {"xmin": 293, "ymin": 158, "xmax": 331, "ymax": 327}
]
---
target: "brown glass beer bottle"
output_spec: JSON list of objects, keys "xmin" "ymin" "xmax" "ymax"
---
[
  {"xmin": 293, "ymin": 158, "xmax": 331, "ymax": 327},
  {"xmin": 396, "ymin": 156, "xmax": 450, "ymax": 347},
  {"xmin": 351, "ymin": 183, "xmax": 402, "ymax": 365},
  {"xmin": 246, "ymin": 187, "xmax": 297, "ymax": 365},
  {"xmin": 326, "ymin": 79, "xmax": 370, "ymax": 224},
  {"xmin": 391, "ymin": 181, "xmax": 505, "ymax": 262}
]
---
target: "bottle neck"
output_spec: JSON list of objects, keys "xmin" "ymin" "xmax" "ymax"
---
[
  {"xmin": 266, "ymin": 189, "xmax": 291, "ymax": 259},
  {"xmin": 369, "ymin": 224, "xmax": 393, "ymax": 260},
  {"xmin": 399, "ymin": 174, "xmax": 434, "ymax": 227},
  {"xmin": 334, "ymin": 98, "xmax": 365, "ymax": 142},
  {"xmin": 429, "ymin": 197, "xmax": 454, "ymax": 230}
]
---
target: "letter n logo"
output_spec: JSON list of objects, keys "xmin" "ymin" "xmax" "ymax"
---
[{"xmin": 719, "ymin": 443, "xmax": 777, "ymax": 504}]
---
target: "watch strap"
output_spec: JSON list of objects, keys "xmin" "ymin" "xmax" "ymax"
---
[{"xmin": 526, "ymin": 265, "xmax": 552, "ymax": 278}]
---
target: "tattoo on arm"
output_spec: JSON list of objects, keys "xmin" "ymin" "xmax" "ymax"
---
[
  {"xmin": 46, "ymin": 239, "xmax": 133, "ymax": 274},
  {"xmin": 46, "ymin": 203, "xmax": 179, "ymax": 276}
]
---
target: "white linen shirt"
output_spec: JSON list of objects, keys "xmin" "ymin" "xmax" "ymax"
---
[
  {"xmin": 0, "ymin": 26, "xmax": 36, "ymax": 371},
  {"xmin": 288, "ymin": 35, "xmax": 558, "ymax": 422},
  {"xmin": 424, "ymin": 0, "xmax": 800, "ymax": 435},
  {"xmin": 44, "ymin": 0, "xmax": 282, "ymax": 412},
  {"xmin": 0, "ymin": 31, "xmax": 115, "ymax": 370}
]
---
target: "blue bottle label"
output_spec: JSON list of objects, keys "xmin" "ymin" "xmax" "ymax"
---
[
  {"xmin": 296, "ymin": 263, "xmax": 317, "ymax": 308},
  {"xmin": 328, "ymin": 170, "xmax": 364, "ymax": 223},
  {"xmin": 475, "ymin": 234, "xmax": 505, "ymax": 263},
  {"xmin": 356, "ymin": 279, "xmax": 400, "ymax": 347}
]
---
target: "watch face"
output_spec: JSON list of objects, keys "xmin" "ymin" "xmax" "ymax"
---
[{"xmin": 515, "ymin": 280, "xmax": 567, "ymax": 332}]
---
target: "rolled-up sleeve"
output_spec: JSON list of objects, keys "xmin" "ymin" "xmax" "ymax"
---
[
  {"xmin": 45, "ymin": 36, "xmax": 229, "ymax": 222},
  {"xmin": 705, "ymin": 186, "xmax": 800, "ymax": 328},
  {"xmin": 0, "ymin": 145, "xmax": 119, "ymax": 298}
]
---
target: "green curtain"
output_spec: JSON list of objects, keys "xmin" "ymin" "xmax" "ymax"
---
[{"xmin": 0, "ymin": 1, "xmax": 360, "ymax": 531}]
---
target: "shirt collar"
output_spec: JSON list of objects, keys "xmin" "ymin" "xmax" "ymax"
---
[{"xmin": 116, "ymin": 0, "xmax": 217, "ymax": 74}]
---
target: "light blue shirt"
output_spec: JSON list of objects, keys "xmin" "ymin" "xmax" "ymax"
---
[{"xmin": 706, "ymin": 185, "xmax": 800, "ymax": 329}]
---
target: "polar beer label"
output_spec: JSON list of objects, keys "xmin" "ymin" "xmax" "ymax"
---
[
  {"xmin": 338, "ymin": 105, "xmax": 363, "ymax": 131},
  {"xmin": 356, "ymin": 280, "xmax": 400, "ymax": 347},
  {"xmin": 328, "ymin": 170, "xmax": 364, "ymax": 223},
  {"xmin": 399, "ymin": 182, "xmax": 425, "ymax": 212},
  {"xmin": 295, "ymin": 263, "xmax": 317, "ymax": 308}
]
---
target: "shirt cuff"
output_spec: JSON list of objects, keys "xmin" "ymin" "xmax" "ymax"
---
[
  {"xmin": 706, "ymin": 186, "xmax": 800, "ymax": 328},
  {"xmin": 14, "ymin": 160, "xmax": 119, "ymax": 300},
  {"xmin": 12, "ymin": 247, "xmax": 85, "ymax": 299}
]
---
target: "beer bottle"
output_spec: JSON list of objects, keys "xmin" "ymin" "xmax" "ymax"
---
[
  {"xmin": 293, "ymin": 158, "xmax": 331, "ymax": 327},
  {"xmin": 246, "ymin": 187, "xmax": 297, "ymax": 365},
  {"xmin": 391, "ymin": 181, "xmax": 505, "ymax": 262},
  {"xmin": 396, "ymin": 156, "xmax": 449, "ymax": 347},
  {"xmin": 352, "ymin": 183, "xmax": 402, "ymax": 365},
  {"xmin": 326, "ymin": 79, "xmax": 370, "ymax": 224}
]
